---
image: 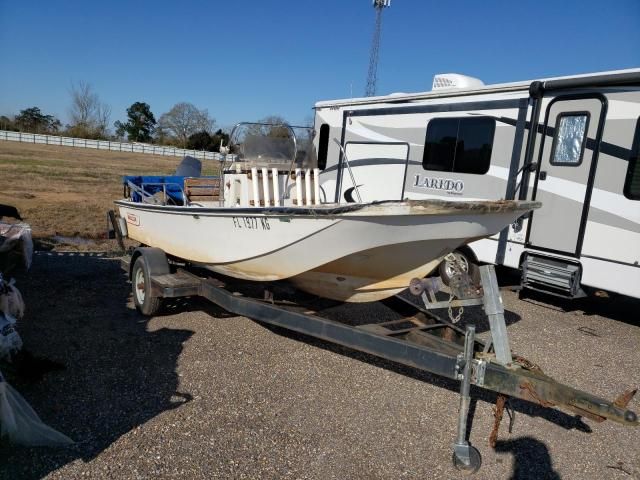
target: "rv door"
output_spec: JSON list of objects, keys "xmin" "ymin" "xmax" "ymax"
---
[{"xmin": 527, "ymin": 96, "xmax": 606, "ymax": 256}]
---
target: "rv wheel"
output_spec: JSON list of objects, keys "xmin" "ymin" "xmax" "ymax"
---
[
  {"xmin": 132, "ymin": 256, "xmax": 163, "ymax": 316},
  {"xmin": 439, "ymin": 250, "xmax": 480, "ymax": 287}
]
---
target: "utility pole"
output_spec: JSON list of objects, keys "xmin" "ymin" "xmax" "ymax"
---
[{"xmin": 365, "ymin": 0, "xmax": 391, "ymax": 97}]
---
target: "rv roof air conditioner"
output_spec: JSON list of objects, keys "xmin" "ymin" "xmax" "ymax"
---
[{"xmin": 432, "ymin": 74, "xmax": 484, "ymax": 91}]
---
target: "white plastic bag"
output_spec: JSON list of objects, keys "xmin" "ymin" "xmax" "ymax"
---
[
  {"xmin": 0, "ymin": 312, "xmax": 22, "ymax": 362},
  {"xmin": 0, "ymin": 277, "xmax": 25, "ymax": 320},
  {"xmin": 0, "ymin": 370, "xmax": 73, "ymax": 446},
  {"xmin": 0, "ymin": 222, "xmax": 33, "ymax": 270}
]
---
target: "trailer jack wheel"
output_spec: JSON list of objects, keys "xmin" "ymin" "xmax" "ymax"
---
[
  {"xmin": 452, "ymin": 445, "xmax": 481, "ymax": 474},
  {"xmin": 452, "ymin": 325, "xmax": 482, "ymax": 475}
]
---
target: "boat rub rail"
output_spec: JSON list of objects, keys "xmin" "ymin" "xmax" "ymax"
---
[{"xmin": 114, "ymin": 198, "xmax": 541, "ymax": 217}]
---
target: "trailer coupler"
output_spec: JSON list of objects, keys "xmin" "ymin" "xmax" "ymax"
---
[{"xmin": 478, "ymin": 361, "xmax": 638, "ymax": 426}]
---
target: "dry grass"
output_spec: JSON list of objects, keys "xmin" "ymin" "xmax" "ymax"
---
[{"xmin": 0, "ymin": 141, "xmax": 216, "ymax": 245}]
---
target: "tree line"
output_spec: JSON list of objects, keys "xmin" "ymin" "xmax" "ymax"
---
[{"xmin": 0, "ymin": 82, "xmax": 298, "ymax": 152}]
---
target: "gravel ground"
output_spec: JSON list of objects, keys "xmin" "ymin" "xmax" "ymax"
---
[{"xmin": 1, "ymin": 252, "xmax": 639, "ymax": 480}]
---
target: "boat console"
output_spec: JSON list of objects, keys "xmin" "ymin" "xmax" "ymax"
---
[
  {"xmin": 122, "ymin": 122, "xmax": 320, "ymax": 208},
  {"xmin": 220, "ymin": 122, "xmax": 319, "ymax": 207}
]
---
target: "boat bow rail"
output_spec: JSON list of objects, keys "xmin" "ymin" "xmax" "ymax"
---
[{"xmin": 121, "ymin": 249, "xmax": 638, "ymax": 474}]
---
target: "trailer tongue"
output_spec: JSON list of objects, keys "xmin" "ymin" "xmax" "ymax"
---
[{"xmin": 122, "ymin": 248, "xmax": 638, "ymax": 475}]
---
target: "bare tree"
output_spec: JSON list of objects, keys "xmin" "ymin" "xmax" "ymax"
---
[
  {"xmin": 68, "ymin": 81, "xmax": 111, "ymax": 138},
  {"xmin": 246, "ymin": 115, "xmax": 290, "ymax": 138},
  {"xmin": 259, "ymin": 115, "xmax": 288, "ymax": 125},
  {"xmin": 96, "ymin": 103, "xmax": 111, "ymax": 138},
  {"xmin": 158, "ymin": 102, "xmax": 215, "ymax": 147},
  {"xmin": 69, "ymin": 81, "xmax": 98, "ymax": 128}
]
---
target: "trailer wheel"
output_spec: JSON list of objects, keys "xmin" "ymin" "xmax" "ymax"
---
[
  {"xmin": 132, "ymin": 256, "xmax": 162, "ymax": 316},
  {"xmin": 439, "ymin": 250, "xmax": 480, "ymax": 287},
  {"xmin": 452, "ymin": 446, "xmax": 482, "ymax": 474}
]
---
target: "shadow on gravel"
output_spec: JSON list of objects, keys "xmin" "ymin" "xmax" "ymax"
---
[
  {"xmin": 489, "ymin": 265, "xmax": 640, "ymax": 327},
  {"xmin": 491, "ymin": 263, "xmax": 640, "ymax": 326},
  {"xmin": 380, "ymin": 293, "xmax": 523, "ymax": 335},
  {"xmin": 494, "ymin": 436, "xmax": 561, "ymax": 480},
  {"xmin": 0, "ymin": 253, "xmax": 193, "ymax": 480},
  {"xmin": 518, "ymin": 288, "xmax": 640, "ymax": 327}
]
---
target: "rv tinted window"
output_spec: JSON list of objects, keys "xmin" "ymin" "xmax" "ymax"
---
[
  {"xmin": 423, "ymin": 117, "xmax": 494, "ymax": 174},
  {"xmin": 624, "ymin": 117, "xmax": 640, "ymax": 200},
  {"xmin": 423, "ymin": 118, "xmax": 458, "ymax": 171},
  {"xmin": 551, "ymin": 113, "xmax": 589, "ymax": 166},
  {"xmin": 455, "ymin": 118, "xmax": 495, "ymax": 174},
  {"xmin": 317, "ymin": 124, "xmax": 330, "ymax": 170}
]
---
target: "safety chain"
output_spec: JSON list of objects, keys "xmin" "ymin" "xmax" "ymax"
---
[
  {"xmin": 444, "ymin": 253, "xmax": 466, "ymax": 323},
  {"xmin": 447, "ymin": 292, "xmax": 463, "ymax": 323},
  {"xmin": 512, "ymin": 354, "xmax": 544, "ymax": 374}
]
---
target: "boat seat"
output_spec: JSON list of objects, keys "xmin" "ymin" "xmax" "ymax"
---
[{"xmin": 184, "ymin": 177, "xmax": 220, "ymax": 203}]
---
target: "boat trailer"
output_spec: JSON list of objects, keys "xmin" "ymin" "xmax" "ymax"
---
[{"xmin": 122, "ymin": 247, "xmax": 638, "ymax": 475}]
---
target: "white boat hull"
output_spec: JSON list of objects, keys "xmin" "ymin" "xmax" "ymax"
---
[{"xmin": 116, "ymin": 200, "xmax": 537, "ymax": 302}]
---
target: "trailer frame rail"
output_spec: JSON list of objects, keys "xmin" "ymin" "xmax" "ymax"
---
[{"xmin": 121, "ymin": 248, "xmax": 638, "ymax": 474}]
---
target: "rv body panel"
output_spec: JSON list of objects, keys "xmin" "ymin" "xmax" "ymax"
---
[
  {"xmin": 338, "ymin": 141, "xmax": 410, "ymax": 202},
  {"xmin": 313, "ymin": 70, "xmax": 640, "ymax": 299},
  {"xmin": 317, "ymin": 90, "xmax": 527, "ymax": 205},
  {"xmin": 577, "ymin": 90, "xmax": 640, "ymax": 296}
]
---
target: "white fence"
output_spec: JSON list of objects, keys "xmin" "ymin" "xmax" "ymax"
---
[{"xmin": 0, "ymin": 130, "xmax": 225, "ymax": 161}]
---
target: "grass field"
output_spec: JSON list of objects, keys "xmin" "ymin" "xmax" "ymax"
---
[{"xmin": 0, "ymin": 141, "xmax": 216, "ymax": 247}]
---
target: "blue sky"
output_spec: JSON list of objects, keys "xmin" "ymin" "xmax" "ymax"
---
[{"xmin": 1, "ymin": 0, "xmax": 638, "ymax": 131}]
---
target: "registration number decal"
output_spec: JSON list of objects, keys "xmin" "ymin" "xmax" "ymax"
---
[{"xmin": 232, "ymin": 216, "xmax": 270, "ymax": 230}]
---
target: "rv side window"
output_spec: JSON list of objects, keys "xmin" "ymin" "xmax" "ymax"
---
[
  {"xmin": 422, "ymin": 117, "xmax": 494, "ymax": 174},
  {"xmin": 550, "ymin": 113, "xmax": 589, "ymax": 166},
  {"xmin": 623, "ymin": 117, "xmax": 640, "ymax": 200},
  {"xmin": 317, "ymin": 124, "xmax": 330, "ymax": 170}
]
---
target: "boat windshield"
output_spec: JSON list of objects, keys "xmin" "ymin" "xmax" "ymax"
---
[{"xmin": 229, "ymin": 123, "xmax": 315, "ymax": 168}]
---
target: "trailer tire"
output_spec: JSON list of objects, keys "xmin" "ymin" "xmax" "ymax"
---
[
  {"xmin": 132, "ymin": 256, "xmax": 162, "ymax": 316},
  {"xmin": 439, "ymin": 250, "xmax": 480, "ymax": 287}
]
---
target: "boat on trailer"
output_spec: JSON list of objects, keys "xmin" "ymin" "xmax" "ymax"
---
[
  {"xmin": 114, "ymin": 123, "xmax": 538, "ymax": 302},
  {"xmin": 110, "ymin": 123, "xmax": 637, "ymax": 474}
]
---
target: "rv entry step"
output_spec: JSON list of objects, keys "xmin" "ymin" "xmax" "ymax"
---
[{"xmin": 522, "ymin": 253, "xmax": 586, "ymax": 298}]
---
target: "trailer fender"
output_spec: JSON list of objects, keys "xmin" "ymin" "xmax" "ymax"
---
[{"xmin": 128, "ymin": 247, "xmax": 170, "ymax": 280}]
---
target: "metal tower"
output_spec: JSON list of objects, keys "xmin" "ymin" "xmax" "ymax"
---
[{"xmin": 365, "ymin": 0, "xmax": 391, "ymax": 97}]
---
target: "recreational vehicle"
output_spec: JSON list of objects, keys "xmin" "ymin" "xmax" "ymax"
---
[{"xmin": 312, "ymin": 69, "xmax": 640, "ymax": 299}]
